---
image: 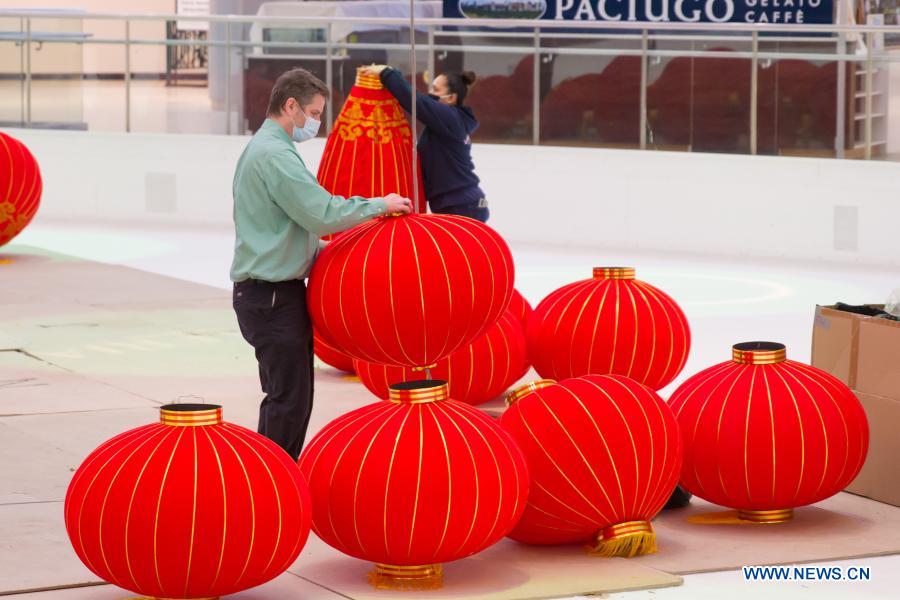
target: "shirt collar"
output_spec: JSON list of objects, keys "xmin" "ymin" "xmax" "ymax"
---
[{"xmin": 262, "ymin": 118, "xmax": 293, "ymax": 145}]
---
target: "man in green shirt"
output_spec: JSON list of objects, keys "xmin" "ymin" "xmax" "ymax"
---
[{"xmin": 231, "ymin": 68, "xmax": 411, "ymax": 459}]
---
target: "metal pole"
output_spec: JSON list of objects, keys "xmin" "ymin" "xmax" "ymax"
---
[
  {"xmin": 326, "ymin": 23, "xmax": 333, "ymax": 135},
  {"xmin": 864, "ymin": 31, "xmax": 873, "ymax": 160},
  {"xmin": 532, "ymin": 26, "xmax": 540, "ymax": 145},
  {"xmin": 835, "ymin": 2, "xmax": 846, "ymax": 158},
  {"xmin": 225, "ymin": 20, "xmax": 232, "ymax": 135},
  {"xmin": 238, "ymin": 45, "xmax": 246, "ymax": 134},
  {"xmin": 750, "ymin": 31, "xmax": 758, "ymax": 155},
  {"xmin": 19, "ymin": 17, "xmax": 25, "ymax": 125},
  {"xmin": 427, "ymin": 25, "xmax": 435, "ymax": 88},
  {"xmin": 25, "ymin": 17, "xmax": 31, "ymax": 126},
  {"xmin": 409, "ymin": 0, "xmax": 419, "ymax": 212},
  {"xmin": 125, "ymin": 20, "xmax": 131, "ymax": 132},
  {"xmin": 689, "ymin": 39, "xmax": 695, "ymax": 150},
  {"xmin": 639, "ymin": 29, "xmax": 647, "ymax": 149}
]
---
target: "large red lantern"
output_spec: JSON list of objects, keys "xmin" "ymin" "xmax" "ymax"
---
[
  {"xmin": 317, "ymin": 69, "xmax": 425, "ymax": 226},
  {"xmin": 527, "ymin": 267, "xmax": 690, "ymax": 390},
  {"xmin": 1, "ymin": 131, "xmax": 42, "ymax": 246},
  {"xmin": 298, "ymin": 380, "xmax": 529, "ymax": 589},
  {"xmin": 500, "ymin": 375, "xmax": 682, "ymax": 556},
  {"xmin": 64, "ymin": 404, "xmax": 312, "ymax": 598},
  {"xmin": 314, "ymin": 329, "xmax": 355, "ymax": 373},
  {"xmin": 353, "ymin": 310, "xmax": 528, "ymax": 405},
  {"xmin": 669, "ymin": 342, "xmax": 869, "ymax": 523},
  {"xmin": 308, "ymin": 213, "xmax": 515, "ymax": 368}
]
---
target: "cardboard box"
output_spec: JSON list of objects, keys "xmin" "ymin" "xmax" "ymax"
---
[
  {"xmin": 812, "ymin": 304, "xmax": 900, "ymax": 507},
  {"xmin": 842, "ymin": 391, "xmax": 900, "ymax": 507}
]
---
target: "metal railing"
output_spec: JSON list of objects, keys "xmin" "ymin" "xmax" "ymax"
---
[{"xmin": 1, "ymin": 9, "xmax": 897, "ymax": 159}]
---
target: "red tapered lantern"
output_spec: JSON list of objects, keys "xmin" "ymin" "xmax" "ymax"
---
[
  {"xmin": 527, "ymin": 267, "xmax": 690, "ymax": 390},
  {"xmin": 298, "ymin": 380, "xmax": 529, "ymax": 589},
  {"xmin": 308, "ymin": 213, "xmax": 515, "ymax": 368},
  {"xmin": 64, "ymin": 404, "xmax": 312, "ymax": 598},
  {"xmin": 669, "ymin": 342, "xmax": 869, "ymax": 523},
  {"xmin": 314, "ymin": 329, "xmax": 355, "ymax": 373},
  {"xmin": 353, "ymin": 310, "xmax": 528, "ymax": 405},
  {"xmin": 317, "ymin": 69, "xmax": 425, "ymax": 231},
  {"xmin": 507, "ymin": 288, "xmax": 534, "ymax": 326},
  {"xmin": 1, "ymin": 132, "xmax": 42, "ymax": 246},
  {"xmin": 500, "ymin": 375, "xmax": 682, "ymax": 556}
]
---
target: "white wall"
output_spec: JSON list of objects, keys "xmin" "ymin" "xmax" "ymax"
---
[
  {"xmin": 6, "ymin": 127, "xmax": 900, "ymax": 267},
  {"xmin": 0, "ymin": 1, "xmax": 170, "ymax": 75}
]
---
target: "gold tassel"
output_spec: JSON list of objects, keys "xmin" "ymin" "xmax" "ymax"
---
[
  {"xmin": 367, "ymin": 564, "xmax": 443, "ymax": 591},
  {"xmin": 588, "ymin": 520, "xmax": 658, "ymax": 558}
]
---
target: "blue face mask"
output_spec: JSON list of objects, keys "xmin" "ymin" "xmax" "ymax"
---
[{"xmin": 292, "ymin": 112, "xmax": 321, "ymax": 143}]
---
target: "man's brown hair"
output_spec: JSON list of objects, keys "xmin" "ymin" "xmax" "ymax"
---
[{"xmin": 267, "ymin": 68, "xmax": 330, "ymax": 116}]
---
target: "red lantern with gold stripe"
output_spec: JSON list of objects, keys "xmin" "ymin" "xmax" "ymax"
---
[
  {"xmin": 317, "ymin": 69, "xmax": 425, "ymax": 235},
  {"xmin": 314, "ymin": 329, "xmax": 355, "ymax": 373},
  {"xmin": 669, "ymin": 342, "xmax": 869, "ymax": 523},
  {"xmin": 308, "ymin": 213, "xmax": 515, "ymax": 368},
  {"xmin": 353, "ymin": 310, "xmax": 528, "ymax": 405},
  {"xmin": 507, "ymin": 289, "xmax": 534, "ymax": 326},
  {"xmin": 298, "ymin": 380, "xmax": 529, "ymax": 589},
  {"xmin": 1, "ymin": 131, "xmax": 42, "ymax": 246},
  {"xmin": 64, "ymin": 404, "xmax": 312, "ymax": 598},
  {"xmin": 500, "ymin": 375, "xmax": 682, "ymax": 556},
  {"xmin": 527, "ymin": 267, "xmax": 690, "ymax": 390}
]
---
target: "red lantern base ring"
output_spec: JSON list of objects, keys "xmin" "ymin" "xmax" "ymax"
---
[
  {"xmin": 127, "ymin": 597, "xmax": 219, "ymax": 599},
  {"xmin": 738, "ymin": 508, "xmax": 794, "ymax": 524},
  {"xmin": 368, "ymin": 564, "xmax": 443, "ymax": 590},
  {"xmin": 589, "ymin": 520, "xmax": 658, "ymax": 558}
]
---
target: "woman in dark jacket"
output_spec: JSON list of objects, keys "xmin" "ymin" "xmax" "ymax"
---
[{"xmin": 364, "ymin": 65, "xmax": 488, "ymax": 222}]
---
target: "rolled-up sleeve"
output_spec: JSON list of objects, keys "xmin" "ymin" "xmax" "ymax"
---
[{"xmin": 264, "ymin": 149, "xmax": 387, "ymax": 236}]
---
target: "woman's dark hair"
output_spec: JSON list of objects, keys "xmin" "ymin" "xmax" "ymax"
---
[{"xmin": 443, "ymin": 71, "xmax": 477, "ymax": 105}]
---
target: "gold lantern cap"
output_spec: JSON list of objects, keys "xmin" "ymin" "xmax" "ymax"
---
[
  {"xmin": 732, "ymin": 341, "xmax": 787, "ymax": 365},
  {"xmin": 356, "ymin": 67, "xmax": 385, "ymax": 91},
  {"xmin": 506, "ymin": 379, "xmax": 556, "ymax": 406},
  {"xmin": 160, "ymin": 403, "xmax": 223, "ymax": 427},
  {"xmin": 389, "ymin": 380, "xmax": 449, "ymax": 405},
  {"xmin": 593, "ymin": 267, "xmax": 635, "ymax": 280}
]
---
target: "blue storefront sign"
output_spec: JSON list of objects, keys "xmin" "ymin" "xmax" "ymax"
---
[{"xmin": 444, "ymin": 0, "xmax": 835, "ymax": 24}]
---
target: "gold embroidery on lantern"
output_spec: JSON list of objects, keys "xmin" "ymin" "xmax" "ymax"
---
[
  {"xmin": 153, "ymin": 428, "xmax": 188, "ymax": 593},
  {"xmin": 200, "ymin": 427, "xmax": 228, "ymax": 590},
  {"xmin": 425, "ymin": 405, "xmax": 454, "ymax": 556},
  {"xmin": 570, "ymin": 382, "xmax": 632, "ymax": 516},
  {"xmin": 123, "ymin": 427, "xmax": 179, "ymax": 592},
  {"xmin": 520, "ymin": 395, "xmax": 614, "ymax": 523},
  {"xmin": 770, "ymin": 367, "xmax": 807, "ymax": 504},
  {"xmin": 443, "ymin": 402, "xmax": 506, "ymax": 548},
  {"xmin": 208, "ymin": 427, "xmax": 256, "ymax": 588}
]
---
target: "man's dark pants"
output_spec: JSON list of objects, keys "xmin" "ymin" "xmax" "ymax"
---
[{"xmin": 233, "ymin": 278, "xmax": 313, "ymax": 460}]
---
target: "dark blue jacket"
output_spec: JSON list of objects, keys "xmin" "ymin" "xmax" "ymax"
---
[{"xmin": 380, "ymin": 68, "xmax": 483, "ymax": 209}]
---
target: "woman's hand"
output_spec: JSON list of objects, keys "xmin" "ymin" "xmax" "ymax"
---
[{"xmin": 362, "ymin": 64, "xmax": 389, "ymax": 76}]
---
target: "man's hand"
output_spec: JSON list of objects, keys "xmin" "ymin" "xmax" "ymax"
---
[
  {"xmin": 362, "ymin": 64, "xmax": 389, "ymax": 77},
  {"xmin": 384, "ymin": 193, "xmax": 413, "ymax": 215}
]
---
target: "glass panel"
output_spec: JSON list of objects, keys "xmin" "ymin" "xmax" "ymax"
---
[
  {"xmin": 0, "ymin": 16, "xmax": 25, "ymax": 126},
  {"xmin": 436, "ymin": 28, "xmax": 534, "ymax": 144},
  {"xmin": 540, "ymin": 34, "xmax": 641, "ymax": 148},
  {"xmin": 686, "ymin": 37, "xmax": 752, "ymax": 155},
  {"xmin": 27, "ymin": 14, "xmax": 86, "ymax": 130},
  {"xmin": 753, "ymin": 38, "xmax": 840, "ymax": 158}
]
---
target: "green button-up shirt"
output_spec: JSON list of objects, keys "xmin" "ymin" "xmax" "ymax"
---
[{"xmin": 230, "ymin": 119, "xmax": 387, "ymax": 282}]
